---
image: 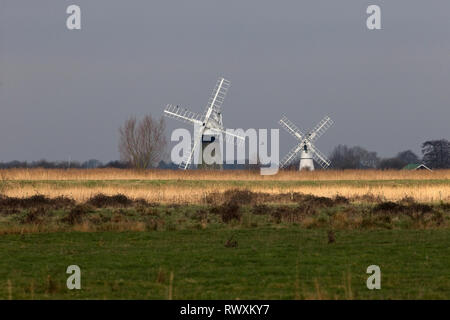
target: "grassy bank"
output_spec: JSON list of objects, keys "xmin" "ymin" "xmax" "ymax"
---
[{"xmin": 0, "ymin": 228, "xmax": 449, "ymax": 299}]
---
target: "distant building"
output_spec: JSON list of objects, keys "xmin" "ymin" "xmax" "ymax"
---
[{"xmin": 402, "ymin": 163, "xmax": 432, "ymax": 171}]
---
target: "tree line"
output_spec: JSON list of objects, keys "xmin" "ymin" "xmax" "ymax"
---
[
  {"xmin": 0, "ymin": 114, "xmax": 448, "ymax": 170},
  {"xmin": 328, "ymin": 140, "xmax": 450, "ymax": 169},
  {"xmin": 0, "ymin": 159, "xmax": 130, "ymax": 169}
]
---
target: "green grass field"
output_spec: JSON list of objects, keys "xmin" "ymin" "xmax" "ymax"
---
[{"xmin": 1, "ymin": 228, "xmax": 449, "ymax": 299}]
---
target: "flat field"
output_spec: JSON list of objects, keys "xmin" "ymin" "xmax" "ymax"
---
[{"xmin": 0, "ymin": 169, "xmax": 449, "ymax": 299}]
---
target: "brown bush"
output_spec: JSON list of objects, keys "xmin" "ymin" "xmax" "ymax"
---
[
  {"xmin": 206, "ymin": 189, "xmax": 256, "ymax": 205},
  {"xmin": 353, "ymin": 193, "xmax": 383, "ymax": 203},
  {"xmin": 224, "ymin": 189, "xmax": 255, "ymax": 204},
  {"xmin": 252, "ymin": 204, "xmax": 270, "ymax": 215},
  {"xmin": 211, "ymin": 201, "xmax": 242, "ymax": 223},
  {"xmin": 0, "ymin": 194, "xmax": 74, "ymax": 211},
  {"xmin": 86, "ymin": 194, "xmax": 133, "ymax": 208},
  {"xmin": 300, "ymin": 194, "xmax": 335, "ymax": 208},
  {"xmin": 439, "ymin": 202, "xmax": 450, "ymax": 213},
  {"xmin": 334, "ymin": 195, "xmax": 350, "ymax": 205},
  {"xmin": 372, "ymin": 201, "xmax": 407, "ymax": 213},
  {"xmin": 373, "ymin": 201, "xmax": 433, "ymax": 216},
  {"xmin": 64, "ymin": 204, "xmax": 93, "ymax": 225},
  {"xmin": 21, "ymin": 207, "xmax": 48, "ymax": 224},
  {"xmin": 270, "ymin": 206, "xmax": 304, "ymax": 224},
  {"xmin": 398, "ymin": 196, "xmax": 416, "ymax": 205},
  {"xmin": 192, "ymin": 209, "xmax": 208, "ymax": 221}
]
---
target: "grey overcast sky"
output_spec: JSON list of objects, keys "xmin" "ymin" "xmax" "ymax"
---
[{"xmin": 0, "ymin": 0, "xmax": 449, "ymax": 162}]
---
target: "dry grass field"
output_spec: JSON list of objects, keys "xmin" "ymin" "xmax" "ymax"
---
[
  {"xmin": 2, "ymin": 168, "xmax": 449, "ymax": 181},
  {"xmin": 0, "ymin": 169, "xmax": 449, "ymax": 203}
]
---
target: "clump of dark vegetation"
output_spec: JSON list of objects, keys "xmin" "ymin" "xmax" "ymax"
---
[
  {"xmin": 369, "ymin": 200, "xmax": 445, "ymax": 228},
  {"xmin": 86, "ymin": 194, "xmax": 133, "ymax": 208},
  {"xmin": 0, "ymin": 194, "xmax": 74, "ymax": 212},
  {"xmin": 144, "ymin": 215, "xmax": 165, "ymax": 231},
  {"xmin": 353, "ymin": 193, "xmax": 384, "ymax": 203},
  {"xmin": 361, "ymin": 212, "xmax": 393, "ymax": 229},
  {"xmin": 135, "ymin": 198, "xmax": 156, "ymax": 207},
  {"xmin": 63, "ymin": 204, "xmax": 94, "ymax": 225},
  {"xmin": 204, "ymin": 192, "xmax": 221, "ymax": 205},
  {"xmin": 270, "ymin": 206, "xmax": 296, "ymax": 224},
  {"xmin": 334, "ymin": 195, "xmax": 350, "ymax": 205},
  {"xmin": 257, "ymin": 192, "xmax": 306, "ymax": 203},
  {"xmin": 21, "ymin": 207, "xmax": 48, "ymax": 224},
  {"xmin": 211, "ymin": 201, "xmax": 242, "ymax": 223},
  {"xmin": 85, "ymin": 194, "xmax": 156, "ymax": 209},
  {"xmin": 296, "ymin": 203, "xmax": 318, "ymax": 216},
  {"xmin": 252, "ymin": 204, "xmax": 270, "ymax": 215},
  {"xmin": 398, "ymin": 196, "xmax": 416, "ymax": 205},
  {"xmin": 270, "ymin": 205, "xmax": 315, "ymax": 224},
  {"xmin": 372, "ymin": 201, "xmax": 407, "ymax": 213},
  {"xmin": 271, "ymin": 195, "xmax": 350, "ymax": 223},
  {"xmin": 299, "ymin": 194, "xmax": 335, "ymax": 208},
  {"xmin": 205, "ymin": 189, "xmax": 256, "ymax": 205},
  {"xmin": 439, "ymin": 202, "xmax": 450, "ymax": 212},
  {"xmin": 372, "ymin": 201, "xmax": 433, "ymax": 216},
  {"xmin": 224, "ymin": 189, "xmax": 254, "ymax": 205},
  {"xmin": 192, "ymin": 209, "xmax": 208, "ymax": 221},
  {"xmin": 136, "ymin": 205, "xmax": 159, "ymax": 216},
  {"xmin": 250, "ymin": 194, "xmax": 351, "ymax": 224},
  {"xmin": 206, "ymin": 189, "xmax": 352, "ymax": 209}
]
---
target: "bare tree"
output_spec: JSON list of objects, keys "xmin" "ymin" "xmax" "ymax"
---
[
  {"xmin": 329, "ymin": 145, "xmax": 380, "ymax": 169},
  {"xmin": 119, "ymin": 115, "xmax": 166, "ymax": 170}
]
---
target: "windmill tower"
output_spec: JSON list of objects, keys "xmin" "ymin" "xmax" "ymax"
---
[
  {"xmin": 279, "ymin": 115, "xmax": 333, "ymax": 171},
  {"xmin": 164, "ymin": 77, "xmax": 244, "ymax": 169}
]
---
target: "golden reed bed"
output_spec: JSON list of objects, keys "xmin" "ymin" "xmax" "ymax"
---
[
  {"xmin": 1, "ymin": 169, "xmax": 449, "ymax": 203},
  {"xmin": 1, "ymin": 168, "xmax": 450, "ymax": 181}
]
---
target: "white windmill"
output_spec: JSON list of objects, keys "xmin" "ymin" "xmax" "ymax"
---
[
  {"xmin": 164, "ymin": 77, "xmax": 244, "ymax": 169},
  {"xmin": 279, "ymin": 115, "xmax": 334, "ymax": 171}
]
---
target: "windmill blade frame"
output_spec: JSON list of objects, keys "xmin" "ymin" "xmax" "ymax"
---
[
  {"xmin": 279, "ymin": 116, "xmax": 304, "ymax": 141},
  {"xmin": 279, "ymin": 143, "xmax": 303, "ymax": 169},
  {"xmin": 202, "ymin": 78, "xmax": 231, "ymax": 127},
  {"xmin": 164, "ymin": 104, "xmax": 204, "ymax": 125},
  {"xmin": 179, "ymin": 126, "xmax": 206, "ymax": 170},
  {"xmin": 204, "ymin": 77, "xmax": 230, "ymax": 116},
  {"xmin": 306, "ymin": 115, "xmax": 333, "ymax": 143},
  {"xmin": 308, "ymin": 142, "xmax": 332, "ymax": 169},
  {"xmin": 208, "ymin": 127, "xmax": 245, "ymax": 145}
]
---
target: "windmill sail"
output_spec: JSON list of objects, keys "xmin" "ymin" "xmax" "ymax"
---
[
  {"xmin": 308, "ymin": 143, "xmax": 331, "ymax": 168},
  {"xmin": 206, "ymin": 78, "xmax": 230, "ymax": 114},
  {"xmin": 164, "ymin": 104, "xmax": 203, "ymax": 125},
  {"xmin": 279, "ymin": 116, "xmax": 304, "ymax": 141},
  {"xmin": 279, "ymin": 143, "xmax": 302, "ymax": 168},
  {"xmin": 209, "ymin": 127, "xmax": 245, "ymax": 145},
  {"xmin": 179, "ymin": 126, "xmax": 205, "ymax": 170},
  {"xmin": 307, "ymin": 116, "xmax": 333, "ymax": 143}
]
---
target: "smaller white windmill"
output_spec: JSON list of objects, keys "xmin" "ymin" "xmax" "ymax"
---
[
  {"xmin": 164, "ymin": 77, "xmax": 244, "ymax": 169},
  {"xmin": 279, "ymin": 115, "xmax": 334, "ymax": 170}
]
